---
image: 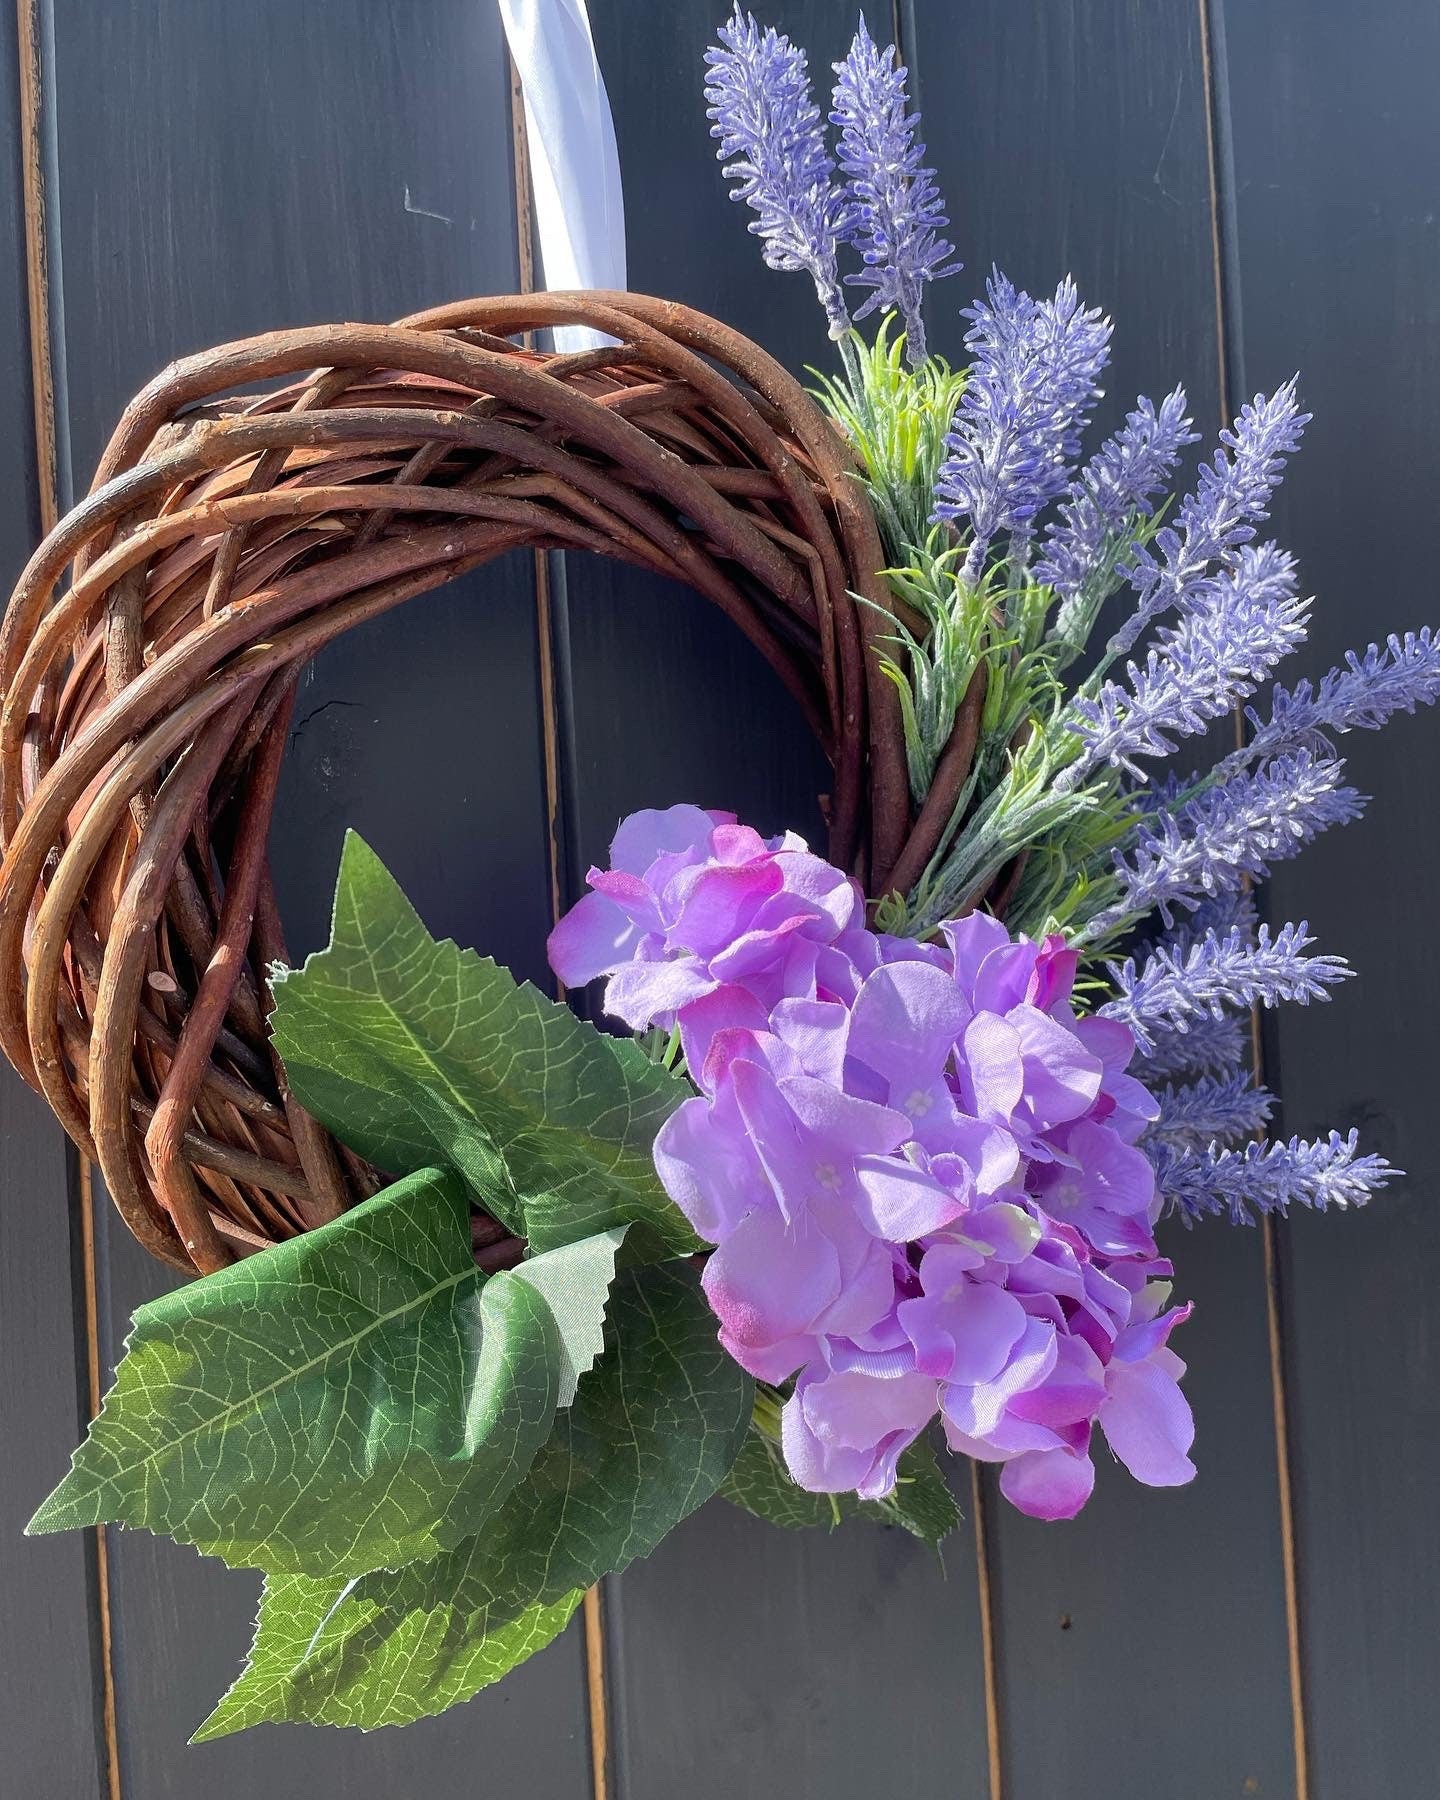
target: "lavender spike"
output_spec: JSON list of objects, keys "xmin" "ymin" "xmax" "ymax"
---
[
  {"xmin": 705, "ymin": 6, "xmax": 852, "ymax": 336},
  {"xmin": 830, "ymin": 18, "xmax": 960, "ymax": 367},
  {"xmin": 1102, "ymin": 920, "xmax": 1351, "ymax": 1049},
  {"xmin": 1107, "ymin": 382, "xmax": 1309, "ymax": 659},
  {"xmin": 932, "ymin": 270, "xmax": 1111, "ymax": 579},
  {"xmin": 1153, "ymin": 1132, "xmax": 1398, "ymax": 1226}
]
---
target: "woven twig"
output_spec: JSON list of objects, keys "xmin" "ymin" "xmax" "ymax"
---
[{"xmin": 0, "ymin": 292, "xmax": 917, "ymax": 1275}]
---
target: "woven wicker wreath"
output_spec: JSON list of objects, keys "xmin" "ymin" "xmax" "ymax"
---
[{"xmin": 0, "ymin": 292, "xmax": 989, "ymax": 1278}]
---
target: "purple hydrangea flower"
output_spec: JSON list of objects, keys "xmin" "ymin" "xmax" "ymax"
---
[
  {"xmin": 830, "ymin": 18, "xmax": 960, "ymax": 366},
  {"xmin": 705, "ymin": 6, "xmax": 852, "ymax": 336},
  {"xmin": 933, "ymin": 271, "xmax": 1112, "ymax": 580},
  {"xmin": 553, "ymin": 808, "xmax": 1194, "ymax": 1521},
  {"xmin": 1035, "ymin": 388, "xmax": 1198, "ymax": 604}
]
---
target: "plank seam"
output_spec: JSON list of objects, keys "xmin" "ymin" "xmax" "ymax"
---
[
  {"xmin": 1199, "ymin": 4, "xmax": 1312, "ymax": 1796},
  {"xmin": 15, "ymin": 8, "xmax": 120, "ymax": 1794},
  {"xmin": 507, "ymin": 47, "xmax": 611, "ymax": 1800}
]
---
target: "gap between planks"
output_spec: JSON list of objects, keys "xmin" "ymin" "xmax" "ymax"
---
[
  {"xmin": 15, "ymin": 4, "xmax": 122, "ymax": 1795},
  {"xmin": 1198, "ymin": 1, "xmax": 1312, "ymax": 1793},
  {"xmin": 507, "ymin": 45, "xmax": 612, "ymax": 1800}
]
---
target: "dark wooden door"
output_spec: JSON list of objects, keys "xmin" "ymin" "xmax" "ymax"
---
[{"xmin": 2, "ymin": 3, "xmax": 1436, "ymax": 1796}]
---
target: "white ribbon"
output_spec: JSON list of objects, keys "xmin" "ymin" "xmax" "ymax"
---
[{"xmin": 498, "ymin": 0, "xmax": 627, "ymax": 351}]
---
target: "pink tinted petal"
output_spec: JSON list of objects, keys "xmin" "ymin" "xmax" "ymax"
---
[
  {"xmin": 1099, "ymin": 1359, "xmax": 1197, "ymax": 1488},
  {"xmin": 680, "ymin": 986, "xmax": 770, "ymax": 1087},
  {"xmin": 609, "ymin": 804, "xmax": 717, "ymax": 875},
  {"xmin": 1029, "ymin": 935, "xmax": 1080, "ymax": 1010},
  {"xmin": 669, "ymin": 861, "xmax": 780, "ymax": 955},
  {"xmin": 719, "ymin": 1331, "xmax": 815, "ymax": 1383},
  {"xmin": 853, "ymin": 1156, "xmax": 965, "ymax": 1240},
  {"xmin": 708, "ymin": 822, "xmax": 770, "ymax": 865},
  {"xmin": 702, "ymin": 1205, "xmax": 840, "ymax": 1348},
  {"xmin": 1000, "ymin": 1446, "xmax": 1097, "ymax": 1520},
  {"xmin": 603, "ymin": 957, "xmax": 716, "ymax": 1030},
  {"xmin": 546, "ymin": 890, "xmax": 643, "ymax": 987}
]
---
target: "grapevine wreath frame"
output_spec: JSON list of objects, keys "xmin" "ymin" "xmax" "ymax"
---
[{"xmin": 0, "ymin": 291, "xmax": 993, "ymax": 1279}]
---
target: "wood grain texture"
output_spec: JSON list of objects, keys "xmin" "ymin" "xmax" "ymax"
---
[
  {"xmin": 43, "ymin": 2, "xmax": 588, "ymax": 1791},
  {"xmin": 1218, "ymin": 2, "xmax": 1440, "ymax": 1793},
  {"xmin": 576, "ymin": 6, "xmax": 990, "ymax": 1798},
  {"xmin": 0, "ymin": 1, "xmax": 107, "ymax": 1791},
  {"xmin": 910, "ymin": 4, "xmax": 1298, "ymax": 1793}
]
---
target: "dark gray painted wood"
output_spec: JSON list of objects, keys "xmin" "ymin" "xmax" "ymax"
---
[
  {"xmin": 577, "ymin": 6, "xmax": 989, "ymax": 1798},
  {"xmin": 0, "ymin": 4, "xmax": 107, "ymax": 1793},
  {"xmin": 1219, "ymin": 2, "xmax": 1440, "ymax": 1794},
  {"xmin": 910, "ymin": 5, "xmax": 1298, "ymax": 1793},
  {"xmin": 44, "ymin": 1, "xmax": 589, "ymax": 1790}
]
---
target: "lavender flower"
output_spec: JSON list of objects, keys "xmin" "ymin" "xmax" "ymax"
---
[
  {"xmin": 1103, "ymin": 920, "xmax": 1352, "ymax": 1049},
  {"xmin": 1147, "ymin": 1071, "xmax": 1275, "ymax": 1149},
  {"xmin": 1105, "ymin": 750, "xmax": 1366, "ymax": 924},
  {"xmin": 1107, "ymin": 383, "xmax": 1310, "ymax": 659},
  {"xmin": 1218, "ymin": 629, "xmax": 1440, "ymax": 777},
  {"xmin": 1068, "ymin": 544, "xmax": 1310, "ymax": 781},
  {"xmin": 1135, "ymin": 1012, "xmax": 1250, "ymax": 1084},
  {"xmin": 830, "ymin": 19, "xmax": 960, "ymax": 367},
  {"xmin": 706, "ymin": 7, "xmax": 851, "ymax": 335},
  {"xmin": 933, "ymin": 271, "xmax": 1112, "ymax": 580},
  {"xmin": 1153, "ymin": 1131, "xmax": 1397, "ymax": 1225},
  {"xmin": 1035, "ymin": 388, "xmax": 1198, "ymax": 603}
]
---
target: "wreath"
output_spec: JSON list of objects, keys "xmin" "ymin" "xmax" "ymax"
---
[{"xmin": 3, "ymin": 8, "xmax": 1436, "ymax": 1740}]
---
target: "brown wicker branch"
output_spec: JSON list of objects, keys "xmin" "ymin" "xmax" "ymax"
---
[{"xmin": 0, "ymin": 291, "xmax": 914, "ymax": 1275}]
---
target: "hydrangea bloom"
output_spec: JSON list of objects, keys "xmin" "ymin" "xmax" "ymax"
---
[{"xmin": 549, "ymin": 806, "xmax": 1196, "ymax": 1521}]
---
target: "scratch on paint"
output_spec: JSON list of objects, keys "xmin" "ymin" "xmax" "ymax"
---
[{"xmin": 403, "ymin": 185, "xmax": 453, "ymax": 226}]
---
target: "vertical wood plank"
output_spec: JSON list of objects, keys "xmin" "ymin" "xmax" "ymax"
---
[
  {"xmin": 574, "ymin": 6, "xmax": 991, "ymax": 1797},
  {"xmin": 42, "ymin": 2, "xmax": 592, "ymax": 1791},
  {"xmin": 909, "ymin": 4, "xmax": 1298, "ymax": 1793},
  {"xmin": 0, "ymin": 1, "xmax": 107, "ymax": 1790},
  {"xmin": 1217, "ymin": 1, "xmax": 1440, "ymax": 1793}
]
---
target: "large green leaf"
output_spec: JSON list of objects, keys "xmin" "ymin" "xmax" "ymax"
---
[
  {"xmin": 721, "ymin": 1423, "xmax": 962, "ymax": 1549},
  {"xmin": 29, "ymin": 1170, "xmax": 624, "ymax": 1577},
  {"xmin": 194, "ymin": 1262, "xmax": 752, "ymax": 1734},
  {"xmin": 192, "ymin": 1575, "xmax": 585, "ymax": 1739},
  {"xmin": 269, "ymin": 831, "xmax": 697, "ymax": 1258}
]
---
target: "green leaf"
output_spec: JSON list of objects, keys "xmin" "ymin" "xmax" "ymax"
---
[
  {"xmin": 29, "ymin": 1171, "xmax": 623, "ymax": 1577},
  {"xmin": 191, "ymin": 1575, "xmax": 584, "ymax": 1739},
  {"xmin": 194, "ymin": 1262, "xmax": 752, "ymax": 1734},
  {"xmin": 721, "ymin": 1423, "xmax": 962, "ymax": 1549},
  {"xmin": 269, "ymin": 831, "xmax": 698, "ymax": 1259}
]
